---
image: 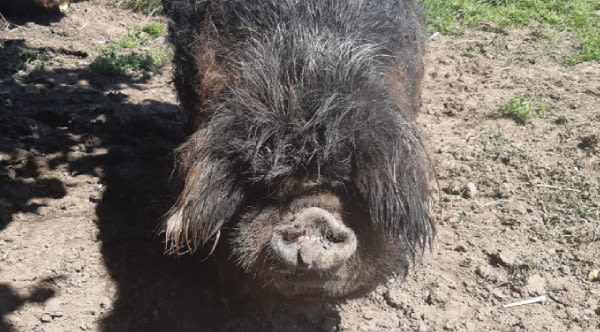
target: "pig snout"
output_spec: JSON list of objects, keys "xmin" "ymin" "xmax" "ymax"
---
[{"xmin": 271, "ymin": 207, "xmax": 357, "ymax": 270}]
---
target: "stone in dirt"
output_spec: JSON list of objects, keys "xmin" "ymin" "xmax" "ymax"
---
[
  {"xmin": 488, "ymin": 248, "xmax": 519, "ymax": 268},
  {"xmin": 526, "ymin": 274, "xmax": 547, "ymax": 296},
  {"xmin": 463, "ymin": 182, "xmax": 477, "ymax": 198}
]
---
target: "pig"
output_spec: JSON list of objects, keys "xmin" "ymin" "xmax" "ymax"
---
[
  {"xmin": 161, "ymin": 0, "xmax": 434, "ymax": 301},
  {"xmin": 0, "ymin": 0, "xmax": 69, "ymax": 13}
]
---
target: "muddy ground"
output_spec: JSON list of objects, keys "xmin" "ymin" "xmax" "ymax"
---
[{"xmin": 1, "ymin": 2, "xmax": 599, "ymax": 331}]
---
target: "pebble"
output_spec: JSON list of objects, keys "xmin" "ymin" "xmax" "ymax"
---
[
  {"xmin": 559, "ymin": 265, "xmax": 571, "ymax": 275},
  {"xmin": 491, "ymin": 249, "xmax": 518, "ymax": 268},
  {"xmin": 526, "ymin": 274, "xmax": 547, "ymax": 296},
  {"xmin": 384, "ymin": 288, "xmax": 407, "ymax": 310},
  {"xmin": 425, "ymin": 288, "xmax": 448, "ymax": 305},
  {"xmin": 463, "ymin": 182, "xmax": 477, "ymax": 198},
  {"xmin": 41, "ymin": 314, "xmax": 53, "ymax": 323}
]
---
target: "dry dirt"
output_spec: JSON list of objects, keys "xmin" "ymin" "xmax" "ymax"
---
[{"xmin": 1, "ymin": 2, "xmax": 599, "ymax": 331}]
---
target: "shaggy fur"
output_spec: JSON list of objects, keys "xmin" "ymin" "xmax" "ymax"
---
[{"xmin": 162, "ymin": 0, "xmax": 433, "ymax": 264}]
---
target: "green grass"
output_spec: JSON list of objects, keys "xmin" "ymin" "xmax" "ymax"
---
[
  {"xmin": 15, "ymin": 50, "xmax": 48, "ymax": 72},
  {"xmin": 121, "ymin": 0, "xmax": 162, "ymax": 15},
  {"xmin": 419, "ymin": 0, "xmax": 600, "ymax": 64},
  {"xmin": 89, "ymin": 49, "xmax": 169, "ymax": 74},
  {"xmin": 89, "ymin": 23, "xmax": 169, "ymax": 75},
  {"xmin": 493, "ymin": 93, "xmax": 549, "ymax": 124},
  {"xmin": 539, "ymin": 172, "xmax": 600, "ymax": 221}
]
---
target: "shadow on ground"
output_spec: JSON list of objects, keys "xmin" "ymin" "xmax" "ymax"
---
[{"xmin": 0, "ymin": 32, "xmax": 339, "ymax": 331}]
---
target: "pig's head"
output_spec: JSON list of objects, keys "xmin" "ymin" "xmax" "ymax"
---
[
  {"xmin": 163, "ymin": 37, "xmax": 433, "ymax": 299},
  {"xmin": 163, "ymin": 100, "xmax": 433, "ymax": 299}
]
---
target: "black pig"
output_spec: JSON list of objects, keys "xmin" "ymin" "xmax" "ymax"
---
[
  {"xmin": 0, "ymin": 0, "xmax": 69, "ymax": 13},
  {"xmin": 162, "ymin": 0, "xmax": 434, "ymax": 301}
]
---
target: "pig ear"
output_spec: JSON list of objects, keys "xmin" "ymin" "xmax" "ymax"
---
[
  {"xmin": 163, "ymin": 159, "xmax": 244, "ymax": 254},
  {"xmin": 354, "ymin": 114, "xmax": 434, "ymax": 255}
]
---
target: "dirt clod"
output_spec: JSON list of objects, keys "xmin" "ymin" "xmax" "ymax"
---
[
  {"xmin": 588, "ymin": 270, "xmax": 600, "ymax": 282},
  {"xmin": 526, "ymin": 274, "xmax": 547, "ymax": 296},
  {"xmin": 489, "ymin": 249, "xmax": 519, "ymax": 268},
  {"xmin": 463, "ymin": 182, "xmax": 478, "ymax": 198}
]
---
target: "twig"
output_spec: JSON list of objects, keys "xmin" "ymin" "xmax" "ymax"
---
[
  {"xmin": 535, "ymin": 184, "xmax": 581, "ymax": 193},
  {"xmin": 503, "ymin": 295, "xmax": 547, "ymax": 308},
  {"xmin": 470, "ymin": 198, "xmax": 512, "ymax": 214}
]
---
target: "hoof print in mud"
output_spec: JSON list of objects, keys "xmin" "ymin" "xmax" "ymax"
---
[{"xmin": 161, "ymin": 0, "xmax": 434, "ymax": 302}]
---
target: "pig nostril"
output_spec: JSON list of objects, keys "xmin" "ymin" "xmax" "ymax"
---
[
  {"xmin": 325, "ymin": 231, "xmax": 347, "ymax": 244},
  {"xmin": 283, "ymin": 230, "xmax": 306, "ymax": 242}
]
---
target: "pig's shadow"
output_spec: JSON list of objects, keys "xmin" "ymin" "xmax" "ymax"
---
[{"xmin": 94, "ymin": 111, "xmax": 341, "ymax": 332}]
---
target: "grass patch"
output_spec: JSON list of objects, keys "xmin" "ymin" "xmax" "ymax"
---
[
  {"xmin": 493, "ymin": 93, "xmax": 549, "ymax": 124},
  {"xmin": 538, "ymin": 171, "xmax": 600, "ymax": 221},
  {"xmin": 469, "ymin": 128, "xmax": 531, "ymax": 198},
  {"xmin": 89, "ymin": 23, "xmax": 169, "ymax": 75},
  {"xmin": 419, "ymin": 0, "xmax": 600, "ymax": 64},
  {"xmin": 89, "ymin": 49, "xmax": 169, "ymax": 74},
  {"xmin": 16, "ymin": 50, "xmax": 48, "ymax": 72},
  {"xmin": 121, "ymin": 0, "xmax": 162, "ymax": 15}
]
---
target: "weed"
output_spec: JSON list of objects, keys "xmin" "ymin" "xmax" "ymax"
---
[
  {"xmin": 137, "ymin": 22, "xmax": 165, "ymax": 36},
  {"xmin": 538, "ymin": 170, "xmax": 600, "ymax": 221},
  {"xmin": 89, "ymin": 23, "xmax": 169, "ymax": 75},
  {"xmin": 16, "ymin": 50, "xmax": 48, "ymax": 72},
  {"xmin": 463, "ymin": 41, "xmax": 490, "ymax": 57},
  {"xmin": 90, "ymin": 49, "xmax": 170, "ymax": 74},
  {"xmin": 121, "ymin": 0, "xmax": 162, "ymax": 15},
  {"xmin": 494, "ymin": 93, "xmax": 532, "ymax": 124}
]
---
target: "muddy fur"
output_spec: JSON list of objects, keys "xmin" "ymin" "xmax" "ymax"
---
[{"xmin": 162, "ymin": 0, "xmax": 434, "ymax": 299}]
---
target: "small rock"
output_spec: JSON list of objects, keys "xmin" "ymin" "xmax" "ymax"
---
[
  {"xmin": 490, "ymin": 288, "xmax": 505, "ymax": 300},
  {"xmin": 547, "ymin": 278, "xmax": 568, "ymax": 291},
  {"xmin": 384, "ymin": 288, "xmax": 407, "ymax": 310},
  {"xmin": 588, "ymin": 269, "xmax": 600, "ymax": 282},
  {"xmin": 526, "ymin": 274, "xmax": 546, "ymax": 296},
  {"xmin": 41, "ymin": 314, "xmax": 52, "ymax": 323},
  {"xmin": 491, "ymin": 249, "xmax": 518, "ymax": 268},
  {"xmin": 425, "ymin": 288, "xmax": 448, "ymax": 305},
  {"xmin": 463, "ymin": 182, "xmax": 477, "ymax": 198},
  {"xmin": 566, "ymin": 307, "xmax": 581, "ymax": 322},
  {"xmin": 443, "ymin": 182, "xmax": 462, "ymax": 196},
  {"xmin": 578, "ymin": 134, "xmax": 598, "ymax": 150},
  {"xmin": 454, "ymin": 244, "xmax": 467, "ymax": 252},
  {"xmin": 475, "ymin": 264, "xmax": 498, "ymax": 282},
  {"xmin": 459, "ymin": 164, "xmax": 472, "ymax": 174}
]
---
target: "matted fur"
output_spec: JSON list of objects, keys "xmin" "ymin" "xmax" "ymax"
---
[{"xmin": 162, "ymin": 0, "xmax": 433, "ymax": 257}]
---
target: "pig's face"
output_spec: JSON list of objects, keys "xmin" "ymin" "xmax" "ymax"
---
[
  {"xmin": 229, "ymin": 182, "xmax": 390, "ymax": 298},
  {"xmin": 163, "ymin": 93, "xmax": 434, "ymax": 299}
]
